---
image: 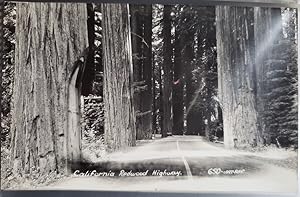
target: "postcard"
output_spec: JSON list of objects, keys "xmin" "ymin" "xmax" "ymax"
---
[{"xmin": 0, "ymin": 1, "xmax": 298, "ymax": 193}]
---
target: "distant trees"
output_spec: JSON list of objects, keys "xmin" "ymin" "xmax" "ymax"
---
[
  {"xmin": 172, "ymin": 8, "xmax": 184, "ymax": 135},
  {"xmin": 151, "ymin": 5, "xmax": 219, "ymax": 137},
  {"xmin": 181, "ymin": 7, "xmax": 200, "ymax": 136},
  {"xmin": 254, "ymin": 8, "xmax": 298, "ymax": 147},
  {"xmin": 178, "ymin": 6, "xmax": 218, "ymax": 137},
  {"xmin": 262, "ymin": 41, "xmax": 298, "ymax": 147}
]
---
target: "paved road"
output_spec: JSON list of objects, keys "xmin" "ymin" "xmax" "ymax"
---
[{"xmin": 45, "ymin": 136, "xmax": 298, "ymax": 193}]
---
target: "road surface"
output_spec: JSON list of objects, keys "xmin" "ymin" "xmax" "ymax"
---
[{"xmin": 44, "ymin": 136, "xmax": 298, "ymax": 193}]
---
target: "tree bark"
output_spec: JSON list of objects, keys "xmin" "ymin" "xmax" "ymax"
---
[
  {"xmin": 216, "ymin": 6, "xmax": 262, "ymax": 148},
  {"xmin": 161, "ymin": 5, "xmax": 173, "ymax": 137},
  {"xmin": 101, "ymin": 4, "xmax": 136, "ymax": 151},
  {"xmin": 10, "ymin": 3, "xmax": 88, "ymax": 175}
]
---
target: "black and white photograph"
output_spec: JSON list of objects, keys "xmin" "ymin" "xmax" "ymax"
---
[{"xmin": 0, "ymin": 1, "xmax": 298, "ymax": 193}]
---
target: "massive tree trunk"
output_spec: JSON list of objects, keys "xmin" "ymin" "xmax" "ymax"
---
[
  {"xmin": 172, "ymin": 29, "xmax": 184, "ymax": 135},
  {"xmin": 161, "ymin": 5, "xmax": 173, "ymax": 137},
  {"xmin": 101, "ymin": 4, "xmax": 136, "ymax": 151},
  {"xmin": 10, "ymin": 3, "xmax": 88, "ymax": 175},
  {"xmin": 216, "ymin": 6, "xmax": 262, "ymax": 148}
]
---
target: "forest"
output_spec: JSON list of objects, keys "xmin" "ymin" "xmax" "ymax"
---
[{"xmin": 0, "ymin": 1, "xmax": 298, "ymax": 190}]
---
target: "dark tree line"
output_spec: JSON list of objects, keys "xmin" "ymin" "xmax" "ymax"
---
[{"xmin": 151, "ymin": 5, "xmax": 220, "ymax": 139}]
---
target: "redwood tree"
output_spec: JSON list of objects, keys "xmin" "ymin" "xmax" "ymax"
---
[
  {"xmin": 216, "ymin": 6, "xmax": 262, "ymax": 148},
  {"xmin": 101, "ymin": 3, "xmax": 136, "ymax": 150},
  {"xmin": 10, "ymin": 3, "xmax": 88, "ymax": 175}
]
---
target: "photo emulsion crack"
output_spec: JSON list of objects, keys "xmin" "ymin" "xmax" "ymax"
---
[{"xmin": 0, "ymin": 1, "xmax": 298, "ymax": 194}]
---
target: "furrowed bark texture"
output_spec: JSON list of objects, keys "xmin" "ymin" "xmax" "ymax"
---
[
  {"xmin": 101, "ymin": 4, "xmax": 136, "ymax": 151},
  {"xmin": 216, "ymin": 6, "xmax": 261, "ymax": 148},
  {"xmin": 11, "ymin": 3, "xmax": 88, "ymax": 175}
]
